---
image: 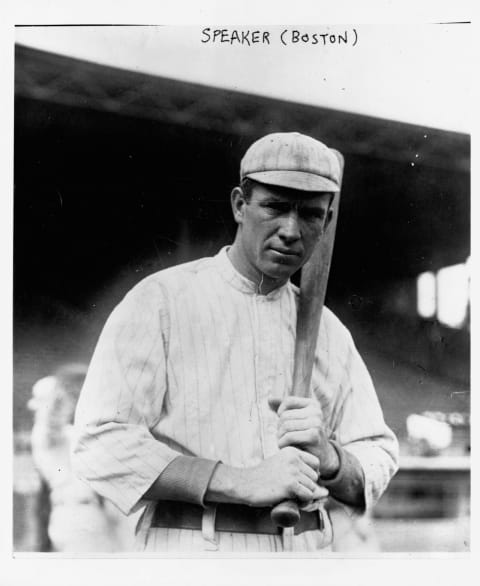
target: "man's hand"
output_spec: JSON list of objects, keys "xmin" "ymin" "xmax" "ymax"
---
[
  {"xmin": 206, "ymin": 447, "xmax": 328, "ymax": 508},
  {"xmin": 269, "ymin": 396, "xmax": 340, "ymax": 479}
]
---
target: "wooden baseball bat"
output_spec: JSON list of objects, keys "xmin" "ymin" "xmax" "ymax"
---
[{"xmin": 270, "ymin": 151, "xmax": 344, "ymax": 528}]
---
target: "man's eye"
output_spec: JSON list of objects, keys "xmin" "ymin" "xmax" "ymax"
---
[
  {"xmin": 301, "ymin": 210, "xmax": 324, "ymax": 222},
  {"xmin": 265, "ymin": 203, "xmax": 289, "ymax": 213}
]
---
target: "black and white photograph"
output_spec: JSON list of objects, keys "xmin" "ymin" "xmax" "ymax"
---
[{"xmin": 6, "ymin": 9, "xmax": 473, "ymax": 581}]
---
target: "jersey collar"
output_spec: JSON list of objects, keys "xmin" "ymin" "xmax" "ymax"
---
[{"xmin": 214, "ymin": 246, "xmax": 290, "ymax": 300}]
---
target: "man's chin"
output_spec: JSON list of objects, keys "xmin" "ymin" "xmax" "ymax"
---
[{"xmin": 262, "ymin": 262, "xmax": 298, "ymax": 283}]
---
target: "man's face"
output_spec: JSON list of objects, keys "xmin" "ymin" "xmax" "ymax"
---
[{"xmin": 231, "ymin": 182, "xmax": 333, "ymax": 286}]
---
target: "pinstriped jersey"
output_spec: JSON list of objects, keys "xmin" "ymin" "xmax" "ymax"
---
[{"xmin": 73, "ymin": 247, "xmax": 398, "ymax": 551}]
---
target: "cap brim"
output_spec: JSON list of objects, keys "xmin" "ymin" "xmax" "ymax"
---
[{"xmin": 245, "ymin": 170, "xmax": 340, "ymax": 193}]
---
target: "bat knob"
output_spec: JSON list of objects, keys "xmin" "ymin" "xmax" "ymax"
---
[{"xmin": 271, "ymin": 499, "xmax": 301, "ymax": 527}]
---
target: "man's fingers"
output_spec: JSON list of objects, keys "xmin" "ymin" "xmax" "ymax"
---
[
  {"xmin": 279, "ymin": 408, "xmax": 311, "ymax": 421},
  {"xmin": 297, "ymin": 449, "xmax": 320, "ymax": 472},
  {"xmin": 299, "ymin": 460, "xmax": 320, "ymax": 482},
  {"xmin": 277, "ymin": 396, "xmax": 311, "ymax": 415},
  {"xmin": 313, "ymin": 485, "xmax": 329, "ymax": 500},
  {"xmin": 292, "ymin": 481, "xmax": 318, "ymax": 504},
  {"xmin": 278, "ymin": 417, "xmax": 319, "ymax": 436},
  {"xmin": 297, "ymin": 475, "xmax": 319, "ymax": 493},
  {"xmin": 296, "ymin": 485, "xmax": 330, "ymax": 509},
  {"xmin": 279, "ymin": 430, "xmax": 318, "ymax": 449}
]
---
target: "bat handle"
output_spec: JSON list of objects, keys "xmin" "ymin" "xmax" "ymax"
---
[{"xmin": 270, "ymin": 499, "xmax": 301, "ymax": 528}]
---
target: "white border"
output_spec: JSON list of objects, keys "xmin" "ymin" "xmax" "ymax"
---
[{"xmin": 2, "ymin": 1, "xmax": 477, "ymax": 585}]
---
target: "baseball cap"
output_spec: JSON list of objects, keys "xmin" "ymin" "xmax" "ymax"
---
[{"xmin": 240, "ymin": 132, "xmax": 342, "ymax": 192}]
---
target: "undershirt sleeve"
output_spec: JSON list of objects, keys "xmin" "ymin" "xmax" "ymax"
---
[
  {"xmin": 152, "ymin": 455, "xmax": 221, "ymax": 506},
  {"xmin": 318, "ymin": 440, "xmax": 366, "ymax": 510}
]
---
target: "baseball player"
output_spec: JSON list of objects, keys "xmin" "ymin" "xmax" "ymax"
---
[
  {"xmin": 29, "ymin": 365, "xmax": 139, "ymax": 552},
  {"xmin": 73, "ymin": 132, "xmax": 398, "ymax": 552}
]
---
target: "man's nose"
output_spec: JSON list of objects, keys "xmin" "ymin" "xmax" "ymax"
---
[{"xmin": 278, "ymin": 211, "xmax": 301, "ymax": 242}]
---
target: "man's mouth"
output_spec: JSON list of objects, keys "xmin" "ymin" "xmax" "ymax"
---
[
  {"xmin": 269, "ymin": 248, "xmax": 301, "ymax": 261},
  {"xmin": 270, "ymin": 246, "xmax": 300, "ymax": 255}
]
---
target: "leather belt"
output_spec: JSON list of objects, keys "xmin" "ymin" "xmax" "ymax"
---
[{"xmin": 151, "ymin": 500, "xmax": 322, "ymax": 536}]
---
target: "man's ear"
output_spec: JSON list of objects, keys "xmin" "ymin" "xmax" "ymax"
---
[
  {"xmin": 324, "ymin": 193, "xmax": 335, "ymax": 230},
  {"xmin": 325, "ymin": 207, "xmax": 334, "ymax": 228},
  {"xmin": 231, "ymin": 186, "xmax": 247, "ymax": 225}
]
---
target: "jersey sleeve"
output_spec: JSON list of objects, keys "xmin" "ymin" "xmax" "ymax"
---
[
  {"xmin": 72, "ymin": 278, "xmax": 180, "ymax": 515},
  {"xmin": 331, "ymin": 331, "xmax": 399, "ymax": 512}
]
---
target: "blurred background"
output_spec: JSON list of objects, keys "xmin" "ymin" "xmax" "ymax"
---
[{"xmin": 13, "ymin": 25, "xmax": 470, "ymax": 553}]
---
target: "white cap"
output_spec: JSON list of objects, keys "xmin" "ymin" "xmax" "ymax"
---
[{"xmin": 240, "ymin": 132, "xmax": 343, "ymax": 192}]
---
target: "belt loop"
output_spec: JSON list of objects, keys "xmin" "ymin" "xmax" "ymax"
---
[
  {"xmin": 282, "ymin": 526, "xmax": 295, "ymax": 552},
  {"xmin": 135, "ymin": 501, "xmax": 156, "ymax": 552},
  {"xmin": 201, "ymin": 504, "xmax": 218, "ymax": 551},
  {"xmin": 318, "ymin": 507, "xmax": 325, "ymax": 531}
]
